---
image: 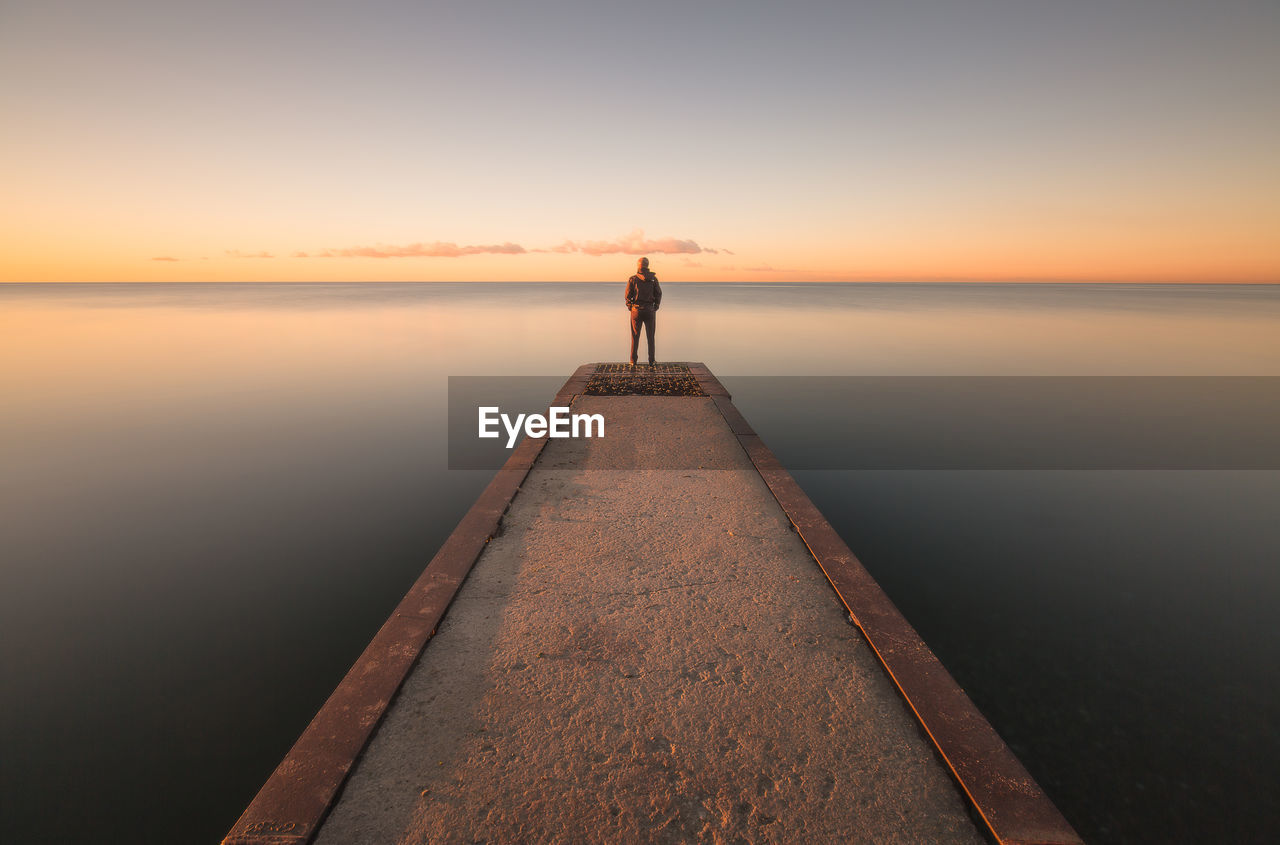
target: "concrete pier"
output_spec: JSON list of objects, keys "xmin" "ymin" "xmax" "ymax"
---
[{"xmin": 224, "ymin": 364, "xmax": 1080, "ymax": 845}]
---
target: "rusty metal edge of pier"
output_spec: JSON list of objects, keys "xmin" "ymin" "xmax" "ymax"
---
[
  {"xmin": 223, "ymin": 363, "xmax": 1082, "ymax": 845},
  {"xmin": 220, "ymin": 363, "xmax": 594, "ymax": 845},
  {"xmin": 692, "ymin": 365, "xmax": 1082, "ymax": 845}
]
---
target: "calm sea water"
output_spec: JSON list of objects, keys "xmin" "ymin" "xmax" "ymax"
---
[{"xmin": 2, "ymin": 282, "xmax": 1278, "ymax": 843}]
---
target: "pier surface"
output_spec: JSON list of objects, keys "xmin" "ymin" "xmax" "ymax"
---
[{"xmin": 225, "ymin": 364, "xmax": 1079, "ymax": 845}]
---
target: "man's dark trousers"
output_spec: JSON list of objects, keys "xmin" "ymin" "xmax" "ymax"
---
[{"xmin": 629, "ymin": 306, "xmax": 656, "ymax": 364}]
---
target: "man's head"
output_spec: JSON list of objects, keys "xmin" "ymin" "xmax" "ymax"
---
[{"xmin": 637, "ymin": 257, "xmax": 649, "ymax": 273}]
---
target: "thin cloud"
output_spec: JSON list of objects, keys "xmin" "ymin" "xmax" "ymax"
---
[
  {"xmin": 568, "ymin": 229, "xmax": 708, "ymax": 257},
  {"xmin": 316, "ymin": 241, "xmax": 526, "ymax": 258},
  {"xmin": 744, "ymin": 264, "xmax": 803, "ymax": 274},
  {"xmin": 253, "ymin": 232, "xmax": 729, "ymax": 261},
  {"xmin": 150, "ymin": 256, "xmax": 179, "ymax": 262}
]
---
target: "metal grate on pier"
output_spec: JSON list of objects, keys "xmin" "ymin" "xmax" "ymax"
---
[{"xmin": 585, "ymin": 363, "xmax": 706, "ymax": 396}]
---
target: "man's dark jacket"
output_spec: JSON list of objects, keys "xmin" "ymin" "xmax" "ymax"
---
[{"xmin": 625, "ymin": 271, "xmax": 662, "ymax": 309}]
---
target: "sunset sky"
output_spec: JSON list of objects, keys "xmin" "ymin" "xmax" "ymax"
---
[{"xmin": 2, "ymin": 0, "xmax": 1277, "ymax": 283}]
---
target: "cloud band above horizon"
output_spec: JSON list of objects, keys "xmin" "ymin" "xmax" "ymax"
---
[{"xmin": 209, "ymin": 230, "xmax": 726, "ymax": 262}]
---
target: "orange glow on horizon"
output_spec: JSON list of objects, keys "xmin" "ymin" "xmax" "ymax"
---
[{"xmin": 2, "ymin": 244, "xmax": 1274, "ymax": 284}]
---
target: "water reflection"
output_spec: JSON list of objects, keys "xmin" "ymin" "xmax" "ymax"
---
[{"xmin": 1, "ymin": 282, "xmax": 1277, "ymax": 844}]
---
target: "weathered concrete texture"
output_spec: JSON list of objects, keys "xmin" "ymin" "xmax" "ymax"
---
[{"xmin": 315, "ymin": 397, "xmax": 984, "ymax": 844}]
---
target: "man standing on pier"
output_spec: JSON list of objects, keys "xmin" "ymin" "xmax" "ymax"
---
[{"xmin": 625, "ymin": 256, "xmax": 662, "ymax": 366}]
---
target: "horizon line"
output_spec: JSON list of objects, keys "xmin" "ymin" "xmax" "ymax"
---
[{"xmin": 4, "ymin": 279, "xmax": 1278, "ymax": 286}]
